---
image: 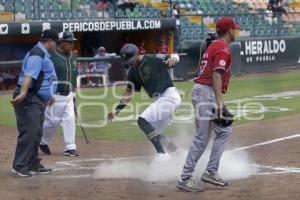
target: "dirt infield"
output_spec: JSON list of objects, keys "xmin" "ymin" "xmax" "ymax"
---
[{"xmin": 1, "ymin": 114, "xmax": 300, "ymax": 200}]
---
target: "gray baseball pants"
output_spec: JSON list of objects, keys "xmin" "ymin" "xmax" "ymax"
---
[{"xmin": 181, "ymin": 83, "xmax": 232, "ymax": 179}]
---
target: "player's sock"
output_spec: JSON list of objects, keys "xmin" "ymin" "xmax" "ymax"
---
[
  {"xmin": 149, "ymin": 135, "xmax": 165, "ymax": 154},
  {"xmin": 137, "ymin": 117, "xmax": 166, "ymax": 154}
]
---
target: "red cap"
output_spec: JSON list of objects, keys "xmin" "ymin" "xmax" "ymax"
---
[{"xmin": 216, "ymin": 17, "xmax": 240, "ymax": 34}]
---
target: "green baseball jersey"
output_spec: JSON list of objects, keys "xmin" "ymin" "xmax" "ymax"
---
[
  {"xmin": 126, "ymin": 54, "xmax": 174, "ymax": 98},
  {"xmin": 50, "ymin": 49, "xmax": 77, "ymax": 95}
]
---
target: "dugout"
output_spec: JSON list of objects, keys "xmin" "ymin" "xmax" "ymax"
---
[{"xmin": 0, "ymin": 18, "xmax": 186, "ymax": 88}]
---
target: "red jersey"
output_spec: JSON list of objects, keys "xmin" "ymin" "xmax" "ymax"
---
[
  {"xmin": 138, "ymin": 46, "xmax": 146, "ymax": 55},
  {"xmin": 194, "ymin": 39, "xmax": 232, "ymax": 93},
  {"xmin": 156, "ymin": 43, "xmax": 169, "ymax": 54}
]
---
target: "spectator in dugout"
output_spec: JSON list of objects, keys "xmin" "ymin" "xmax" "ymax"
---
[
  {"xmin": 93, "ymin": 46, "xmax": 116, "ymax": 85},
  {"xmin": 155, "ymin": 38, "xmax": 170, "ymax": 54},
  {"xmin": 0, "ymin": 70, "xmax": 17, "ymax": 90},
  {"xmin": 76, "ymin": 62, "xmax": 85, "ymax": 75},
  {"xmin": 75, "ymin": 56, "xmax": 94, "ymax": 87},
  {"xmin": 86, "ymin": 62, "xmax": 97, "ymax": 87},
  {"xmin": 72, "ymin": 49, "xmax": 85, "ymax": 75},
  {"xmin": 0, "ymin": 49, "xmax": 18, "ymax": 90},
  {"xmin": 72, "ymin": 49, "xmax": 79, "ymax": 56},
  {"xmin": 138, "ymin": 39, "xmax": 146, "ymax": 55},
  {"xmin": 155, "ymin": 38, "xmax": 175, "ymax": 80}
]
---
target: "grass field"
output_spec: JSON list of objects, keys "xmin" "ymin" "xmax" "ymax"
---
[{"xmin": 1, "ymin": 70, "xmax": 300, "ymax": 141}]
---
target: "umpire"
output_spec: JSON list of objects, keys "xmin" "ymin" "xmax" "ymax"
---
[{"xmin": 10, "ymin": 29, "xmax": 58, "ymax": 177}]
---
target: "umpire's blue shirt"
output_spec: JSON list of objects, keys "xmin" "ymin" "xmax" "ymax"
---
[{"xmin": 18, "ymin": 42, "xmax": 57, "ymax": 102}]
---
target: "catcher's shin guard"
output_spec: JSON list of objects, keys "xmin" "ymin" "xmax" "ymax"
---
[{"xmin": 137, "ymin": 117, "xmax": 165, "ymax": 153}]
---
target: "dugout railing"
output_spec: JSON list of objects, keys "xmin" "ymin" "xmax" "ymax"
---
[{"xmin": 0, "ymin": 53, "xmax": 188, "ymax": 90}]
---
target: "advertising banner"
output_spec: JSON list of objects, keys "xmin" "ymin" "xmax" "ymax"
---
[
  {"xmin": 238, "ymin": 36, "xmax": 300, "ymax": 72},
  {"xmin": 180, "ymin": 36, "xmax": 300, "ymax": 76},
  {"xmin": 0, "ymin": 18, "xmax": 176, "ymax": 36}
]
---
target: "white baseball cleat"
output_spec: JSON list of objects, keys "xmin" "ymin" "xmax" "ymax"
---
[{"xmin": 157, "ymin": 152, "xmax": 171, "ymax": 162}]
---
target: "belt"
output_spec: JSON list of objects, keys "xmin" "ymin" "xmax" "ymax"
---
[
  {"xmin": 56, "ymin": 84, "xmax": 71, "ymax": 96},
  {"xmin": 152, "ymin": 92, "xmax": 162, "ymax": 99},
  {"xmin": 55, "ymin": 90, "xmax": 70, "ymax": 96},
  {"xmin": 16, "ymin": 84, "xmax": 45, "ymax": 103}
]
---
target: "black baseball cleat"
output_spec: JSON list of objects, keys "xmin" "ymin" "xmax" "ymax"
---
[
  {"xmin": 39, "ymin": 144, "xmax": 51, "ymax": 155},
  {"xmin": 64, "ymin": 149, "xmax": 80, "ymax": 157},
  {"xmin": 30, "ymin": 165, "xmax": 52, "ymax": 175},
  {"xmin": 201, "ymin": 170, "xmax": 228, "ymax": 187},
  {"xmin": 11, "ymin": 168, "xmax": 33, "ymax": 178}
]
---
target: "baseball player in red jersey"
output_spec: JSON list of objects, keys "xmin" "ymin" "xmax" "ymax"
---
[{"xmin": 176, "ymin": 17, "xmax": 240, "ymax": 192}]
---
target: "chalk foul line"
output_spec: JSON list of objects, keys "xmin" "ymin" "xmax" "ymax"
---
[{"xmin": 230, "ymin": 133, "xmax": 300, "ymax": 152}]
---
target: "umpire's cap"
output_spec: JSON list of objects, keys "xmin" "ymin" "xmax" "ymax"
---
[
  {"xmin": 40, "ymin": 29, "xmax": 59, "ymax": 42},
  {"xmin": 120, "ymin": 44, "xmax": 138, "ymax": 67},
  {"xmin": 58, "ymin": 31, "xmax": 77, "ymax": 42}
]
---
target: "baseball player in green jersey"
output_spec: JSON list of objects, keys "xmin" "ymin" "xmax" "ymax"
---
[
  {"xmin": 107, "ymin": 44, "xmax": 181, "ymax": 160},
  {"xmin": 40, "ymin": 31, "xmax": 79, "ymax": 157}
]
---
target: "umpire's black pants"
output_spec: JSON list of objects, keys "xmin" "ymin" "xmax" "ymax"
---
[{"xmin": 12, "ymin": 87, "xmax": 46, "ymax": 173}]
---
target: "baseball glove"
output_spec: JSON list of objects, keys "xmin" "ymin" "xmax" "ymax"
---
[{"xmin": 212, "ymin": 106, "xmax": 234, "ymax": 127}]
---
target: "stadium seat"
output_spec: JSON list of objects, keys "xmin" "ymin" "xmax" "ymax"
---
[
  {"xmin": 72, "ymin": 9, "xmax": 82, "ymax": 19},
  {"xmin": 15, "ymin": 2, "xmax": 24, "ymax": 12},
  {"xmin": 5, "ymin": 2, "xmax": 14, "ymax": 11},
  {"xmin": 116, "ymin": 9, "xmax": 125, "ymax": 18},
  {"xmin": 108, "ymin": 8, "xmax": 115, "ymax": 18},
  {"xmin": 125, "ymin": 8, "xmax": 134, "ymax": 18},
  {"xmin": 133, "ymin": 7, "xmax": 142, "ymax": 18},
  {"xmin": 63, "ymin": 10, "xmax": 72, "ymax": 19},
  {"xmin": 25, "ymin": 9, "xmax": 34, "ymax": 19},
  {"xmin": 25, "ymin": 3, "xmax": 34, "ymax": 11},
  {"xmin": 53, "ymin": 10, "xmax": 63, "ymax": 20},
  {"xmin": 41, "ymin": 10, "xmax": 53, "ymax": 20}
]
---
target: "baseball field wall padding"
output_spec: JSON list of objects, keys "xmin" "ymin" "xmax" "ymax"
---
[
  {"xmin": 180, "ymin": 36, "xmax": 300, "ymax": 76},
  {"xmin": 237, "ymin": 36, "xmax": 300, "ymax": 73}
]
